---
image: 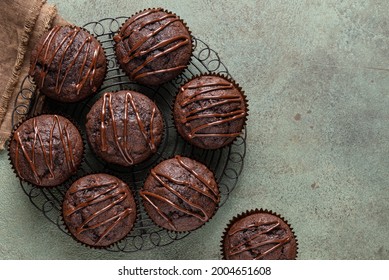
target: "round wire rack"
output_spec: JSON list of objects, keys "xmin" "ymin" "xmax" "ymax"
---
[{"xmin": 11, "ymin": 17, "xmax": 247, "ymax": 252}]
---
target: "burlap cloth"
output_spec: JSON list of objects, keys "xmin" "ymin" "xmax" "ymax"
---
[{"xmin": 0, "ymin": 0, "xmax": 69, "ymax": 150}]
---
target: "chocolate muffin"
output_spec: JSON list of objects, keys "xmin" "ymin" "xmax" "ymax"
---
[
  {"xmin": 8, "ymin": 114, "xmax": 84, "ymax": 187},
  {"xmin": 113, "ymin": 8, "xmax": 193, "ymax": 86},
  {"xmin": 174, "ymin": 74, "xmax": 248, "ymax": 149},
  {"xmin": 222, "ymin": 209, "xmax": 298, "ymax": 260},
  {"xmin": 62, "ymin": 173, "xmax": 137, "ymax": 248},
  {"xmin": 29, "ymin": 25, "xmax": 107, "ymax": 103},
  {"xmin": 85, "ymin": 90, "xmax": 164, "ymax": 166},
  {"xmin": 140, "ymin": 155, "xmax": 220, "ymax": 232}
]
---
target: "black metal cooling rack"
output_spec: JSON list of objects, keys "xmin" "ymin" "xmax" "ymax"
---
[{"xmin": 11, "ymin": 17, "xmax": 247, "ymax": 252}]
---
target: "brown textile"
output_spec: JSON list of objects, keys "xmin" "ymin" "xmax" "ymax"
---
[{"xmin": 0, "ymin": 0, "xmax": 69, "ymax": 150}]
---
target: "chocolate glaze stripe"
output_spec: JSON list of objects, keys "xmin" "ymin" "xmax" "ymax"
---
[
  {"xmin": 180, "ymin": 94, "xmax": 239, "ymax": 107},
  {"xmin": 140, "ymin": 191, "xmax": 177, "ymax": 230},
  {"xmin": 229, "ymin": 222, "xmax": 280, "ymax": 251},
  {"xmin": 117, "ymin": 8, "xmax": 165, "ymax": 39},
  {"xmin": 192, "ymin": 133, "xmax": 242, "ymax": 138},
  {"xmin": 228, "ymin": 220, "xmax": 279, "ymax": 236},
  {"xmin": 134, "ymin": 65, "xmax": 188, "ymax": 80},
  {"xmin": 184, "ymin": 110, "xmax": 245, "ymax": 122},
  {"xmin": 189, "ymin": 111, "xmax": 246, "ymax": 139},
  {"xmin": 54, "ymin": 28, "xmax": 82, "ymax": 93},
  {"xmin": 30, "ymin": 26, "xmax": 101, "ymax": 96},
  {"xmin": 184, "ymin": 98, "xmax": 242, "ymax": 117},
  {"xmin": 126, "ymin": 92, "xmax": 157, "ymax": 152},
  {"xmin": 51, "ymin": 115, "xmax": 77, "ymax": 172},
  {"xmin": 15, "ymin": 119, "xmax": 50, "ymax": 184},
  {"xmin": 175, "ymin": 155, "xmax": 219, "ymax": 202},
  {"xmin": 141, "ymin": 184, "xmax": 208, "ymax": 229},
  {"xmin": 180, "ymin": 82, "xmax": 234, "ymax": 106},
  {"xmin": 76, "ymin": 38, "xmax": 92, "ymax": 88},
  {"xmin": 119, "ymin": 12, "xmax": 175, "ymax": 40},
  {"xmin": 229, "ymin": 237, "xmax": 292, "ymax": 259},
  {"xmin": 67, "ymin": 182, "xmax": 119, "ymax": 202},
  {"xmin": 76, "ymin": 37, "xmax": 101, "ymax": 93},
  {"xmin": 94, "ymin": 209, "xmax": 133, "ymax": 244},
  {"xmin": 150, "ymin": 169, "xmax": 211, "ymax": 220},
  {"xmin": 14, "ymin": 115, "xmax": 76, "ymax": 185},
  {"xmin": 100, "ymin": 93, "xmax": 109, "ymax": 152},
  {"xmin": 136, "ymin": 35, "xmax": 188, "ymax": 58},
  {"xmin": 100, "ymin": 92, "xmax": 134, "ymax": 165},
  {"xmin": 253, "ymin": 237, "xmax": 292, "ymax": 260},
  {"xmin": 76, "ymin": 41, "xmax": 100, "ymax": 92},
  {"xmin": 184, "ymin": 81, "xmax": 232, "ymax": 90},
  {"xmin": 149, "ymin": 106, "xmax": 156, "ymax": 152},
  {"xmin": 64, "ymin": 181, "xmax": 134, "ymax": 245},
  {"xmin": 89, "ymin": 48, "xmax": 100, "ymax": 88},
  {"xmin": 131, "ymin": 38, "xmax": 189, "ymax": 81},
  {"xmin": 227, "ymin": 220, "xmax": 292, "ymax": 259}
]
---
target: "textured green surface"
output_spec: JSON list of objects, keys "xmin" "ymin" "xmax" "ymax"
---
[{"xmin": 0, "ymin": 0, "xmax": 388, "ymax": 259}]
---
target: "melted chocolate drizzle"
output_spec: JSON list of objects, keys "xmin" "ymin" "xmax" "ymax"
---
[
  {"xmin": 114, "ymin": 8, "xmax": 190, "ymax": 81},
  {"xmin": 100, "ymin": 92, "xmax": 157, "ymax": 165},
  {"xmin": 227, "ymin": 219, "xmax": 292, "ymax": 259},
  {"xmin": 30, "ymin": 25, "xmax": 101, "ymax": 95},
  {"xmin": 140, "ymin": 155, "xmax": 219, "ymax": 230},
  {"xmin": 14, "ymin": 115, "xmax": 77, "ymax": 185},
  {"xmin": 179, "ymin": 80, "xmax": 246, "ymax": 139},
  {"xmin": 64, "ymin": 181, "xmax": 133, "ymax": 245}
]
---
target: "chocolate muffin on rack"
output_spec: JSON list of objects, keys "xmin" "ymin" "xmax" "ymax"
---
[
  {"xmin": 174, "ymin": 74, "xmax": 248, "ymax": 149},
  {"xmin": 113, "ymin": 8, "xmax": 193, "ymax": 86},
  {"xmin": 221, "ymin": 209, "xmax": 298, "ymax": 260},
  {"xmin": 85, "ymin": 90, "xmax": 164, "ymax": 166},
  {"xmin": 140, "ymin": 155, "xmax": 220, "ymax": 232},
  {"xmin": 29, "ymin": 25, "xmax": 107, "ymax": 103},
  {"xmin": 62, "ymin": 173, "xmax": 137, "ymax": 248},
  {"xmin": 8, "ymin": 114, "xmax": 84, "ymax": 187}
]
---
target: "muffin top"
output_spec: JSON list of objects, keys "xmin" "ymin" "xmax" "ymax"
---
[
  {"xmin": 114, "ymin": 8, "xmax": 193, "ymax": 85},
  {"xmin": 85, "ymin": 90, "xmax": 164, "ymax": 166},
  {"xmin": 8, "ymin": 114, "xmax": 84, "ymax": 187},
  {"xmin": 140, "ymin": 155, "xmax": 219, "ymax": 232},
  {"xmin": 62, "ymin": 173, "xmax": 137, "ymax": 248},
  {"xmin": 29, "ymin": 25, "xmax": 107, "ymax": 103},
  {"xmin": 174, "ymin": 74, "xmax": 247, "ymax": 149}
]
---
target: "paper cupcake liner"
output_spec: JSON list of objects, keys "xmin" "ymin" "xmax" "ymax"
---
[
  {"xmin": 171, "ymin": 72, "xmax": 249, "ymax": 150},
  {"xmin": 220, "ymin": 208, "xmax": 298, "ymax": 260},
  {"xmin": 139, "ymin": 154, "xmax": 221, "ymax": 233},
  {"xmin": 113, "ymin": 7, "xmax": 194, "ymax": 86},
  {"xmin": 60, "ymin": 172, "xmax": 139, "ymax": 249},
  {"xmin": 84, "ymin": 89, "xmax": 166, "ymax": 169},
  {"xmin": 7, "ymin": 112, "xmax": 86, "ymax": 189},
  {"xmin": 29, "ymin": 24, "xmax": 108, "ymax": 104}
]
